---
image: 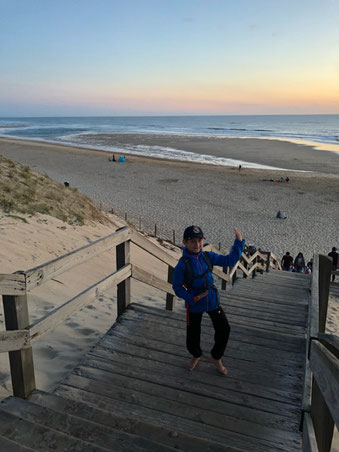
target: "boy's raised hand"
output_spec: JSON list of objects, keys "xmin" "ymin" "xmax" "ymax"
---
[{"xmin": 234, "ymin": 227, "xmax": 243, "ymax": 241}]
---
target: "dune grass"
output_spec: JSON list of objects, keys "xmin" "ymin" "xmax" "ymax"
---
[{"xmin": 0, "ymin": 155, "xmax": 111, "ymax": 225}]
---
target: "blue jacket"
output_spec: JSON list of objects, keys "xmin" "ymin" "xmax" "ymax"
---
[{"xmin": 173, "ymin": 239, "xmax": 245, "ymax": 313}]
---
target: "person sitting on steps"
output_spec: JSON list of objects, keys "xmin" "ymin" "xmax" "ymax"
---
[{"xmin": 173, "ymin": 225, "xmax": 245, "ymax": 375}]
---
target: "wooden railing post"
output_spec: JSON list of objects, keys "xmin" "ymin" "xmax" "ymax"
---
[
  {"xmin": 252, "ymin": 256, "xmax": 257, "ymax": 279},
  {"xmin": 2, "ymin": 294, "xmax": 36, "ymax": 399},
  {"xmin": 221, "ymin": 267, "xmax": 228, "ymax": 290},
  {"xmin": 243, "ymin": 258, "xmax": 248, "ymax": 278},
  {"xmin": 318, "ymin": 255, "xmax": 332, "ymax": 333},
  {"xmin": 116, "ymin": 239, "xmax": 131, "ymax": 317},
  {"xmin": 310, "ymin": 377, "xmax": 334, "ymax": 452},
  {"xmin": 266, "ymin": 252, "xmax": 271, "ymax": 272},
  {"xmin": 232, "ymin": 268, "xmax": 237, "ymax": 285},
  {"xmin": 166, "ymin": 266, "xmax": 175, "ymax": 311}
]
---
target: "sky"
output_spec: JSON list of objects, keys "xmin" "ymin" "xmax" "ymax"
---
[{"xmin": 0, "ymin": 0, "xmax": 339, "ymax": 116}]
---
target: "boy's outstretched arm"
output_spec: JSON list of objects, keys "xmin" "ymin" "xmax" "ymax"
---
[{"xmin": 209, "ymin": 227, "xmax": 245, "ymax": 267}]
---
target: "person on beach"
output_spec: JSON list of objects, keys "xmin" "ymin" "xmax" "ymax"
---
[
  {"xmin": 294, "ymin": 252, "xmax": 306, "ymax": 273},
  {"xmin": 173, "ymin": 226, "xmax": 245, "ymax": 375},
  {"xmin": 328, "ymin": 247, "xmax": 338, "ymax": 282},
  {"xmin": 281, "ymin": 252, "xmax": 293, "ymax": 271}
]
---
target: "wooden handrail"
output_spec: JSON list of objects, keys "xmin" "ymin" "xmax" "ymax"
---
[
  {"xmin": 0, "ymin": 330, "xmax": 31, "ymax": 353},
  {"xmin": 131, "ymin": 265, "xmax": 174, "ymax": 295},
  {"xmin": 301, "ymin": 254, "xmax": 339, "ymax": 452},
  {"xmin": 0, "ymin": 273, "xmax": 26, "ymax": 295},
  {"xmin": 25, "ymin": 226, "xmax": 131, "ymax": 291},
  {"xmin": 309, "ymin": 340, "xmax": 339, "ymax": 428},
  {"xmin": 131, "ymin": 230, "xmax": 177, "ymax": 267},
  {"xmin": 30, "ymin": 264, "xmax": 131, "ymax": 342}
]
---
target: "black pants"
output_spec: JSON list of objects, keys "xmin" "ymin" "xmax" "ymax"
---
[{"xmin": 186, "ymin": 306, "xmax": 230, "ymax": 360}]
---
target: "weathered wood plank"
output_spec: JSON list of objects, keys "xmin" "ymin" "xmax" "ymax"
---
[
  {"xmin": 61, "ymin": 374, "xmax": 299, "ymax": 452},
  {"xmin": 122, "ymin": 308, "xmax": 305, "ymax": 357},
  {"xmin": 131, "ymin": 265, "xmax": 174, "ymax": 294},
  {"xmin": 130, "ymin": 230, "xmax": 178, "ymax": 267},
  {"xmin": 0, "ymin": 407, "xmax": 108, "ymax": 451},
  {"xmin": 0, "ymin": 330, "xmax": 31, "ymax": 353},
  {"xmin": 0, "ymin": 436, "xmax": 35, "ymax": 451},
  {"xmin": 85, "ymin": 343, "xmax": 302, "ymax": 410},
  {"xmin": 0, "ymin": 273, "xmax": 26, "ymax": 295},
  {"xmin": 310, "ymin": 255, "xmax": 320, "ymax": 339},
  {"xmin": 70, "ymin": 364, "xmax": 301, "ymax": 448},
  {"xmin": 309, "ymin": 340, "xmax": 339, "ymax": 428},
  {"xmin": 302, "ymin": 412, "xmax": 318, "ymax": 452},
  {"xmin": 317, "ymin": 333, "xmax": 339, "ymax": 358},
  {"xmin": 98, "ymin": 332, "xmax": 303, "ymax": 402},
  {"xmin": 113, "ymin": 316, "xmax": 305, "ymax": 372},
  {"xmin": 30, "ymin": 264, "xmax": 131, "ymax": 341},
  {"xmin": 129, "ymin": 303, "xmax": 306, "ymax": 350},
  {"xmin": 166, "ymin": 266, "xmax": 175, "ymax": 311},
  {"xmin": 221, "ymin": 292, "xmax": 308, "ymax": 314},
  {"xmin": 125, "ymin": 303, "xmax": 306, "ymax": 336},
  {"xmin": 30, "ymin": 390, "xmax": 237, "ymax": 452},
  {"xmin": 1, "ymin": 396, "xmax": 175, "ymax": 452},
  {"xmin": 56, "ymin": 383, "xmax": 287, "ymax": 452},
  {"xmin": 25, "ymin": 226, "xmax": 131, "ymax": 290},
  {"xmin": 116, "ymin": 239, "xmax": 131, "ymax": 317},
  {"xmin": 2, "ymin": 294, "xmax": 36, "ymax": 399}
]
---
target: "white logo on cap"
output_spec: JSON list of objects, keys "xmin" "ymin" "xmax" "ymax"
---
[{"xmin": 193, "ymin": 226, "xmax": 200, "ymax": 233}]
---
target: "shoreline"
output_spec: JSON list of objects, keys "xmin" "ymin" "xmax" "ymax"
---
[{"xmin": 1, "ymin": 132, "xmax": 339, "ymax": 174}]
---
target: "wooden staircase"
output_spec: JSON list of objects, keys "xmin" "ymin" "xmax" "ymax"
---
[{"xmin": 0, "ymin": 270, "xmax": 309, "ymax": 451}]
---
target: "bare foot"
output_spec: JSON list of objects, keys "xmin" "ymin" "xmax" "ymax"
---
[
  {"xmin": 188, "ymin": 357, "xmax": 200, "ymax": 372},
  {"xmin": 211, "ymin": 358, "xmax": 228, "ymax": 375}
]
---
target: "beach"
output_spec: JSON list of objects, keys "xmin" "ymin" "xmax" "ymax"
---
[
  {"xmin": 0, "ymin": 136, "xmax": 338, "ymax": 260},
  {"xmin": 0, "ymin": 136, "xmax": 338, "ymax": 449}
]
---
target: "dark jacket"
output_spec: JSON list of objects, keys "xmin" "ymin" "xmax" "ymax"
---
[{"xmin": 173, "ymin": 239, "xmax": 245, "ymax": 313}]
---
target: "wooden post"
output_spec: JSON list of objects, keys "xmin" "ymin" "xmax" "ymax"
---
[
  {"xmin": 318, "ymin": 255, "xmax": 332, "ymax": 333},
  {"xmin": 243, "ymin": 258, "xmax": 248, "ymax": 279},
  {"xmin": 172, "ymin": 230, "xmax": 175, "ymax": 245},
  {"xmin": 139, "ymin": 217, "xmax": 141, "ymax": 231},
  {"xmin": 124, "ymin": 212, "xmax": 127, "ymax": 221},
  {"xmin": 232, "ymin": 268, "xmax": 237, "ymax": 285},
  {"xmin": 154, "ymin": 224, "xmax": 157, "ymax": 237},
  {"xmin": 221, "ymin": 267, "xmax": 228, "ymax": 290},
  {"xmin": 218, "ymin": 242, "xmax": 221, "ymax": 250},
  {"xmin": 266, "ymin": 252, "xmax": 271, "ymax": 272},
  {"xmin": 166, "ymin": 266, "xmax": 175, "ymax": 311},
  {"xmin": 116, "ymin": 240, "xmax": 131, "ymax": 317},
  {"xmin": 2, "ymin": 294, "xmax": 36, "ymax": 399},
  {"xmin": 252, "ymin": 256, "xmax": 257, "ymax": 279},
  {"xmin": 310, "ymin": 378, "xmax": 334, "ymax": 452},
  {"xmin": 111, "ymin": 208, "xmax": 114, "ymax": 214}
]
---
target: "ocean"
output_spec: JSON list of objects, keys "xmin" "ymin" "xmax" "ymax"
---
[{"xmin": 0, "ymin": 115, "xmax": 338, "ymax": 168}]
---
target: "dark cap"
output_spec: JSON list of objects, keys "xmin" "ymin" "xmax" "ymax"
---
[{"xmin": 183, "ymin": 225, "xmax": 204, "ymax": 241}]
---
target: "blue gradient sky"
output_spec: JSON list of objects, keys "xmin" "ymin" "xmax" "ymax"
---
[{"xmin": 1, "ymin": 0, "xmax": 338, "ymax": 116}]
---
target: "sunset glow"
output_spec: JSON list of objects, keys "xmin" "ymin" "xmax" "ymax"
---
[{"xmin": 1, "ymin": 0, "xmax": 338, "ymax": 116}]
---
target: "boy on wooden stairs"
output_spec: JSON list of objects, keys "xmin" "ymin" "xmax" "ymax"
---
[{"xmin": 173, "ymin": 225, "xmax": 245, "ymax": 375}]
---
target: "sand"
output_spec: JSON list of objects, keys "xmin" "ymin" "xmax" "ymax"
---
[
  {"xmin": 0, "ymin": 134, "xmax": 338, "ymax": 447},
  {"xmin": 0, "ymin": 211, "xmax": 174, "ymax": 398},
  {"xmin": 0, "ymin": 136, "xmax": 338, "ymax": 261}
]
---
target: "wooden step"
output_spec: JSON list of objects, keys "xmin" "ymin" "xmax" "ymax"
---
[
  {"xmin": 29, "ymin": 390, "xmax": 239, "ymax": 452},
  {"xmin": 129, "ymin": 304, "xmax": 306, "ymax": 352},
  {"xmin": 0, "ymin": 395, "xmax": 176, "ymax": 452},
  {"xmin": 56, "ymin": 377, "xmax": 300, "ymax": 452},
  {"xmin": 0, "ymin": 436, "xmax": 35, "ymax": 452},
  {"xmin": 102, "ymin": 327, "xmax": 304, "ymax": 389},
  {"xmin": 0, "ymin": 406, "xmax": 109, "ymax": 451}
]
